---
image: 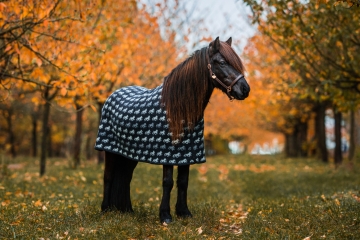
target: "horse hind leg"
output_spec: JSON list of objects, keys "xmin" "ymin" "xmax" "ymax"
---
[
  {"xmin": 175, "ymin": 165, "xmax": 192, "ymax": 218},
  {"xmin": 159, "ymin": 165, "xmax": 174, "ymax": 223},
  {"xmin": 101, "ymin": 151, "xmax": 115, "ymax": 212},
  {"xmin": 101, "ymin": 152, "xmax": 137, "ymax": 213}
]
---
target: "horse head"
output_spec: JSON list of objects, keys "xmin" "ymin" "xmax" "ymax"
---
[{"xmin": 208, "ymin": 37, "xmax": 250, "ymax": 100}]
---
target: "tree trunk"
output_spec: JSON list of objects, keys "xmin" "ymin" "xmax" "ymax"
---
[
  {"xmin": 97, "ymin": 102, "xmax": 105, "ymax": 164},
  {"xmin": 348, "ymin": 110, "xmax": 355, "ymax": 161},
  {"xmin": 47, "ymin": 124, "xmax": 53, "ymax": 158},
  {"xmin": 85, "ymin": 133, "xmax": 92, "ymax": 160},
  {"xmin": 297, "ymin": 121, "xmax": 308, "ymax": 157},
  {"xmin": 315, "ymin": 102, "xmax": 328, "ymax": 162},
  {"xmin": 31, "ymin": 112, "xmax": 38, "ymax": 157},
  {"xmin": 334, "ymin": 110, "xmax": 342, "ymax": 166},
  {"xmin": 40, "ymin": 86, "xmax": 57, "ymax": 176},
  {"xmin": 285, "ymin": 131, "xmax": 297, "ymax": 157},
  {"xmin": 5, "ymin": 109, "xmax": 16, "ymax": 158},
  {"xmin": 40, "ymin": 94, "xmax": 51, "ymax": 176},
  {"xmin": 285, "ymin": 120, "xmax": 308, "ymax": 158},
  {"xmin": 73, "ymin": 104, "xmax": 84, "ymax": 168},
  {"xmin": 357, "ymin": 109, "xmax": 360, "ymax": 148}
]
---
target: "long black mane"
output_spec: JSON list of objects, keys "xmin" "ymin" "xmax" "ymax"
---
[
  {"xmin": 161, "ymin": 47, "xmax": 211, "ymax": 139},
  {"xmin": 161, "ymin": 42, "xmax": 245, "ymax": 140}
]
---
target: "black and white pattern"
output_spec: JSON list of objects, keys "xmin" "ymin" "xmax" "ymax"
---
[{"xmin": 94, "ymin": 85, "xmax": 206, "ymax": 165}]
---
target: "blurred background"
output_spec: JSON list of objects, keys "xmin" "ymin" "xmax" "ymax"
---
[{"xmin": 1, "ymin": 0, "xmax": 359, "ymax": 175}]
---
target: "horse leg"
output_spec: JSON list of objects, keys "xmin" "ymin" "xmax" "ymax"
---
[
  {"xmin": 175, "ymin": 165, "xmax": 193, "ymax": 218},
  {"xmin": 101, "ymin": 151, "xmax": 115, "ymax": 212},
  {"xmin": 159, "ymin": 165, "xmax": 174, "ymax": 223},
  {"xmin": 101, "ymin": 152, "xmax": 137, "ymax": 212}
]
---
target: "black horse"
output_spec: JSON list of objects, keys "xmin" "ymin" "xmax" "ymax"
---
[{"xmin": 95, "ymin": 37, "xmax": 250, "ymax": 224}]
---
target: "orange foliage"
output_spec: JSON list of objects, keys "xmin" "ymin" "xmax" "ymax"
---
[
  {"xmin": 242, "ymin": 34, "xmax": 313, "ymax": 134},
  {"xmin": 1, "ymin": 0, "xmax": 180, "ymax": 109}
]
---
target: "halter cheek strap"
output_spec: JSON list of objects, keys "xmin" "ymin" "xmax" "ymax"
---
[{"xmin": 207, "ymin": 63, "xmax": 244, "ymax": 101}]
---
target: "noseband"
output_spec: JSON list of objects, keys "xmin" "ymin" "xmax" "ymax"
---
[{"xmin": 207, "ymin": 50, "xmax": 244, "ymax": 100}]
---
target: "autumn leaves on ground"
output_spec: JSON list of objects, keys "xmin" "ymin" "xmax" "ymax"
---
[
  {"xmin": 1, "ymin": 0, "xmax": 360, "ymax": 239},
  {"xmin": 1, "ymin": 155, "xmax": 359, "ymax": 239}
]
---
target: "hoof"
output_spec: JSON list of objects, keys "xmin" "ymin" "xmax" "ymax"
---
[
  {"xmin": 101, "ymin": 206, "xmax": 111, "ymax": 214},
  {"xmin": 160, "ymin": 212, "xmax": 172, "ymax": 224},
  {"xmin": 176, "ymin": 208, "xmax": 193, "ymax": 218},
  {"xmin": 161, "ymin": 218, "xmax": 172, "ymax": 225},
  {"xmin": 176, "ymin": 212, "xmax": 193, "ymax": 218}
]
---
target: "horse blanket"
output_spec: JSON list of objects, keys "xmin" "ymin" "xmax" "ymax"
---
[{"xmin": 94, "ymin": 85, "xmax": 206, "ymax": 165}]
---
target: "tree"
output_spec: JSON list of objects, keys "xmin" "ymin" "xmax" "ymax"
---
[
  {"xmin": 0, "ymin": 0, "xmax": 186, "ymax": 172},
  {"xmin": 242, "ymin": 34, "xmax": 315, "ymax": 157},
  {"xmin": 244, "ymin": 0, "xmax": 360, "ymax": 163}
]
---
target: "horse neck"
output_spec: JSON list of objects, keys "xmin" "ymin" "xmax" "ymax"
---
[
  {"xmin": 202, "ymin": 82, "xmax": 215, "ymax": 112},
  {"xmin": 161, "ymin": 49, "xmax": 214, "ymax": 137},
  {"xmin": 162, "ymin": 63, "xmax": 214, "ymax": 115}
]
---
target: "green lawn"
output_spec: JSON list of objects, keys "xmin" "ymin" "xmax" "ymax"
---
[{"xmin": 0, "ymin": 155, "xmax": 359, "ymax": 239}]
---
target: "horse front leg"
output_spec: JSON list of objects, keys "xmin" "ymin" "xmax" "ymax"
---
[
  {"xmin": 176, "ymin": 165, "xmax": 192, "ymax": 218},
  {"xmin": 159, "ymin": 165, "xmax": 174, "ymax": 224}
]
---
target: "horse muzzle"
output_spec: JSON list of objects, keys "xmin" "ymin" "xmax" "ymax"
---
[{"xmin": 232, "ymin": 78, "xmax": 250, "ymax": 100}]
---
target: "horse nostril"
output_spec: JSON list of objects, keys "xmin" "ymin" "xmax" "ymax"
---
[
  {"xmin": 240, "ymin": 84, "xmax": 249, "ymax": 98},
  {"xmin": 241, "ymin": 85, "xmax": 246, "ymax": 94},
  {"xmin": 244, "ymin": 84, "xmax": 250, "ymax": 93}
]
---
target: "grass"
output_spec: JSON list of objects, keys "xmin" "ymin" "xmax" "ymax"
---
[{"xmin": 0, "ymin": 154, "xmax": 359, "ymax": 239}]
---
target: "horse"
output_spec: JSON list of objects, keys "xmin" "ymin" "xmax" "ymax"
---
[{"xmin": 95, "ymin": 37, "xmax": 250, "ymax": 224}]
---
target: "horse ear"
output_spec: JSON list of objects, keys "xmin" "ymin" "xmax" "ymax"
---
[
  {"xmin": 226, "ymin": 37, "xmax": 232, "ymax": 46},
  {"xmin": 209, "ymin": 36, "xmax": 220, "ymax": 56}
]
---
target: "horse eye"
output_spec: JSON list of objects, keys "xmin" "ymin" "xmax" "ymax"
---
[{"xmin": 219, "ymin": 61, "xmax": 226, "ymax": 66}]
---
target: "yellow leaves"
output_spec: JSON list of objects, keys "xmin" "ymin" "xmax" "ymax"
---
[
  {"xmin": 219, "ymin": 203, "xmax": 247, "ymax": 234},
  {"xmin": 289, "ymin": 108, "xmax": 299, "ymax": 116},
  {"xmin": 335, "ymin": 40, "xmax": 343, "ymax": 48},
  {"xmin": 1, "ymin": 199, "xmax": 10, "ymax": 206},
  {"xmin": 0, "ymin": 2, "xmax": 6, "ymax": 11},
  {"xmin": 43, "ymin": 19, "xmax": 49, "ymax": 27},
  {"xmin": 30, "ymin": 68, "xmax": 49, "ymax": 82},
  {"xmin": 2, "ymin": 0, "xmax": 180, "ymax": 116},
  {"xmin": 34, "ymin": 199, "xmax": 43, "ymax": 207},
  {"xmin": 89, "ymin": 104, "xmax": 97, "ymax": 112},
  {"xmin": 34, "ymin": 57, "xmax": 43, "ymax": 67},
  {"xmin": 218, "ymin": 165, "xmax": 229, "ymax": 181},
  {"xmin": 60, "ymin": 87, "xmax": 67, "ymax": 96},
  {"xmin": 21, "ymin": 7, "xmax": 29, "ymax": 19},
  {"xmin": 104, "ymin": 72, "xmax": 112, "ymax": 80}
]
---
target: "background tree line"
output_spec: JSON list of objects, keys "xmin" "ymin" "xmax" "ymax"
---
[
  {"xmin": 243, "ymin": 0, "xmax": 360, "ymax": 165},
  {"xmin": 1, "ymin": 0, "xmax": 360, "ymax": 177}
]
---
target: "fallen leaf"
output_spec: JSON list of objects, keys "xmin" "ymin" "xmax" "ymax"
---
[
  {"xmin": 196, "ymin": 226, "xmax": 203, "ymax": 234},
  {"xmin": 34, "ymin": 200, "xmax": 42, "ymax": 207},
  {"xmin": 1, "ymin": 200, "xmax": 10, "ymax": 206}
]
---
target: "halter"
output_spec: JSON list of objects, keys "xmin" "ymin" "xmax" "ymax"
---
[{"xmin": 207, "ymin": 49, "xmax": 244, "ymax": 101}]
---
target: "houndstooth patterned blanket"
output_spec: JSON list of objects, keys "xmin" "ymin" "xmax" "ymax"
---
[{"xmin": 94, "ymin": 85, "xmax": 206, "ymax": 165}]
